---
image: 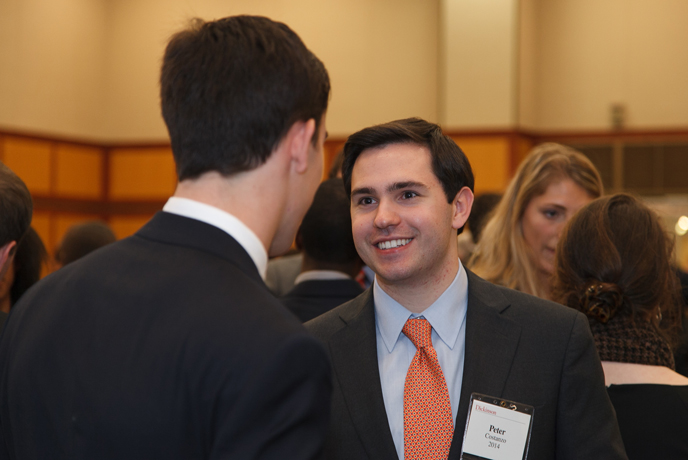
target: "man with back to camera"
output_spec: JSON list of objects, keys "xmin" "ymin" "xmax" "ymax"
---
[
  {"xmin": 0, "ymin": 16, "xmax": 331, "ymax": 459},
  {"xmin": 0, "ymin": 162, "xmax": 33, "ymax": 330},
  {"xmin": 281, "ymin": 178, "xmax": 364, "ymax": 322},
  {"xmin": 306, "ymin": 118, "xmax": 627, "ymax": 460}
]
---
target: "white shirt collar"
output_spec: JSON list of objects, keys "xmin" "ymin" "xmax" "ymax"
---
[
  {"xmin": 162, "ymin": 197, "xmax": 268, "ymax": 279},
  {"xmin": 294, "ymin": 270, "xmax": 352, "ymax": 285}
]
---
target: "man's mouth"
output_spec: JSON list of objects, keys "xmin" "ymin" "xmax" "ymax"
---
[{"xmin": 376, "ymin": 238, "xmax": 412, "ymax": 250}]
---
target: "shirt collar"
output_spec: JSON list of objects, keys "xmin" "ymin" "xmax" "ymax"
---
[
  {"xmin": 294, "ymin": 270, "xmax": 352, "ymax": 285},
  {"xmin": 374, "ymin": 260, "xmax": 468, "ymax": 353},
  {"xmin": 162, "ymin": 197, "xmax": 268, "ymax": 279}
]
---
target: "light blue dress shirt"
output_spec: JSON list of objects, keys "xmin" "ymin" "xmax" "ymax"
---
[{"xmin": 374, "ymin": 260, "xmax": 468, "ymax": 460}]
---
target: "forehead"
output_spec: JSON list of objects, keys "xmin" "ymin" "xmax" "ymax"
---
[{"xmin": 352, "ymin": 142, "xmax": 437, "ymax": 187}]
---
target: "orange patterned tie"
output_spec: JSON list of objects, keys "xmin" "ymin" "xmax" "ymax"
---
[{"xmin": 402, "ymin": 318, "xmax": 454, "ymax": 460}]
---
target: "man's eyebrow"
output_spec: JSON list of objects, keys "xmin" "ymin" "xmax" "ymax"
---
[
  {"xmin": 388, "ymin": 181, "xmax": 426, "ymax": 192},
  {"xmin": 351, "ymin": 186, "xmax": 375, "ymax": 196}
]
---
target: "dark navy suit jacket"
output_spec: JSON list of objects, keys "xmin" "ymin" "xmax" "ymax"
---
[
  {"xmin": 0, "ymin": 212, "xmax": 331, "ymax": 459},
  {"xmin": 306, "ymin": 270, "xmax": 627, "ymax": 460},
  {"xmin": 282, "ymin": 278, "xmax": 364, "ymax": 322}
]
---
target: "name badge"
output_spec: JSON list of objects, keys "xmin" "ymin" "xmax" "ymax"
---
[{"xmin": 460, "ymin": 393, "xmax": 534, "ymax": 460}]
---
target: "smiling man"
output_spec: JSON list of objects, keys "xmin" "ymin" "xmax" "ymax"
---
[{"xmin": 306, "ymin": 118, "xmax": 627, "ymax": 460}]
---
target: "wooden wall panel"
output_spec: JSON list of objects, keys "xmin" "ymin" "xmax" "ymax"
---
[
  {"xmin": 324, "ymin": 139, "xmax": 346, "ymax": 179},
  {"xmin": 109, "ymin": 215, "xmax": 154, "ymax": 239},
  {"xmin": 512, "ymin": 135, "xmax": 535, "ymax": 173},
  {"xmin": 2, "ymin": 137, "xmax": 52, "ymax": 194},
  {"xmin": 109, "ymin": 148, "xmax": 176, "ymax": 200},
  {"xmin": 451, "ymin": 136, "xmax": 511, "ymax": 194},
  {"xmin": 55, "ymin": 144, "xmax": 104, "ymax": 199}
]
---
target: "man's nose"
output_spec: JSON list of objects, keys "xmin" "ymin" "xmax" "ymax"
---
[{"xmin": 373, "ymin": 200, "xmax": 400, "ymax": 229}]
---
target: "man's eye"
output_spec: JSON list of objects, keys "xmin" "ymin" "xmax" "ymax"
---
[
  {"xmin": 358, "ymin": 197, "xmax": 375, "ymax": 205},
  {"xmin": 402, "ymin": 191, "xmax": 418, "ymax": 199}
]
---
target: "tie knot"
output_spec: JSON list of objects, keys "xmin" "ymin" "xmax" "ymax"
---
[{"xmin": 402, "ymin": 318, "xmax": 432, "ymax": 350}]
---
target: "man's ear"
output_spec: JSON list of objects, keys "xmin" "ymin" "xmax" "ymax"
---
[
  {"xmin": 451, "ymin": 187, "xmax": 475, "ymax": 230},
  {"xmin": 0, "ymin": 241, "xmax": 17, "ymax": 280},
  {"xmin": 283, "ymin": 118, "xmax": 317, "ymax": 174}
]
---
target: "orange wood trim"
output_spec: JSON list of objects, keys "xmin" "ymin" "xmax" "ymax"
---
[
  {"xmin": 444, "ymin": 129, "xmax": 519, "ymax": 138},
  {"xmin": 102, "ymin": 148, "xmax": 111, "ymax": 202},
  {"xmin": 0, "ymin": 128, "xmax": 104, "ymax": 149},
  {"xmin": 32, "ymin": 196, "xmax": 165, "ymax": 215},
  {"xmin": 508, "ymin": 132, "xmax": 520, "ymax": 176},
  {"xmin": 49, "ymin": 142, "xmax": 58, "ymax": 196},
  {"xmin": 0, "ymin": 133, "xmax": 4, "ymax": 162},
  {"xmin": 5, "ymin": 127, "xmax": 688, "ymax": 149},
  {"xmin": 105, "ymin": 141, "xmax": 172, "ymax": 149},
  {"xmin": 528, "ymin": 129, "xmax": 688, "ymax": 143}
]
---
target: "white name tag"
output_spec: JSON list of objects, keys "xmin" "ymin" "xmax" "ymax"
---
[{"xmin": 461, "ymin": 393, "xmax": 534, "ymax": 460}]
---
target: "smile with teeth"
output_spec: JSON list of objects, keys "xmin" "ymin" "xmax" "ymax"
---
[{"xmin": 376, "ymin": 238, "xmax": 412, "ymax": 250}]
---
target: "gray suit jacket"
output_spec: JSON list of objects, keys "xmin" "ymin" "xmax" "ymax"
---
[{"xmin": 305, "ymin": 270, "xmax": 627, "ymax": 460}]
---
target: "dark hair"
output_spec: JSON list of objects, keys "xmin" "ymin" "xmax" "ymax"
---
[
  {"xmin": 341, "ymin": 118, "xmax": 474, "ymax": 203},
  {"xmin": 0, "ymin": 162, "xmax": 32, "ymax": 248},
  {"xmin": 55, "ymin": 221, "xmax": 117, "ymax": 266},
  {"xmin": 299, "ymin": 178, "xmax": 358, "ymax": 265},
  {"xmin": 553, "ymin": 193, "xmax": 682, "ymax": 344},
  {"xmin": 160, "ymin": 16, "xmax": 330, "ymax": 181},
  {"xmin": 10, "ymin": 227, "xmax": 46, "ymax": 305}
]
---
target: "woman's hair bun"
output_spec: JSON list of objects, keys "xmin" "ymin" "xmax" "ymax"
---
[{"xmin": 581, "ymin": 281, "xmax": 624, "ymax": 323}]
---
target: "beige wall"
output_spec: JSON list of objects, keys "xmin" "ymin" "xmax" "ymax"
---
[
  {"xmin": 0, "ymin": 0, "xmax": 108, "ymax": 140},
  {"xmin": 2, "ymin": 0, "xmax": 439, "ymax": 141},
  {"xmin": 532, "ymin": 0, "xmax": 688, "ymax": 130},
  {"xmin": 517, "ymin": 0, "xmax": 538, "ymax": 128},
  {"xmin": 440, "ymin": 0, "xmax": 518, "ymax": 129},
  {"xmin": 3, "ymin": 0, "xmax": 688, "ymax": 140}
]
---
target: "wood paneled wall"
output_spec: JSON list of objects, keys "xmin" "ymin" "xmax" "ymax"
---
[
  {"xmin": 0, "ymin": 132, "xmax": 172, "ymax": 256},
  {"xmin": 0, "ymin": 131, "xmax": 345, "ymax": 258},
  {"xmin": 3, "ymin": 127, "xmax": 686, "ymax": 262}
]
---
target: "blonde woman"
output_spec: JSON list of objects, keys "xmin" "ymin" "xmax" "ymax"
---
[{"xmin": 469, "ymin": 143, "xmax": 603, "ymax": 300}]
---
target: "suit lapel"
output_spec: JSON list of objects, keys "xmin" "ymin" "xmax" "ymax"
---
[
  {"xmin": 328, "ymin": 290, "xmax": 399, "ymax": 459},
  {"xmin": 449, "ymin": 271, "xmax": 522, "ymax": 459}
]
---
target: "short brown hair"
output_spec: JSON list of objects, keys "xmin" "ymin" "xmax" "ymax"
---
[{"xmin": 160, "ymin": 16, "xmax": 330, "ymax": 181}]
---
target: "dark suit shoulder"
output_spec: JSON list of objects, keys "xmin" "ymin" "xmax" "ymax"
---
[
  {"xmin": 282, "ymin": 279, "xmax": 364, "ymax": 323},
  {"xmin": 305, "ymin": 289, "xmax": 371, "ymax": 342},
  {"xmin": 467, "ymin": 271, "xmax": 581, "ymax": 326}
]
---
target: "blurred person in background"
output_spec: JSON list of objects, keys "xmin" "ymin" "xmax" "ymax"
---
[
  {"xmin": 266, "ymin": 149, "xmax": 346, "ymax": 296},
  {"xmin": 281, "ymin": 178, "xmax": 363, "ymax": 322},
  {"xmin": 0, "ymin": 161, "xmax": 32, "ymax": 329},
  {"xmin": 553, "ymin": 193, "xmax": 687, "ymax": 459},
  {"xmin": 53, "ymin": 221, "xmax": 116, "ymax": 269},
  {"xmin": 469, "ymin": 143, "xmax": 603, "ymax": 300},
  {"xmin": 456, "ymin": 192, "xmax": 502, "ymax": 263},
  {"xmin": 0, "ymin": 227, "xmax": 47, "ymax": 314}
]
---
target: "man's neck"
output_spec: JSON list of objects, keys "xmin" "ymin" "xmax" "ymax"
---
[
  {"xmin": 173, "ymin": 168, "xmax": 288, "ymax": 254},
  {"xmin": 377, "ymin": 260, "xmax": 460, "ymax": 314}
]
